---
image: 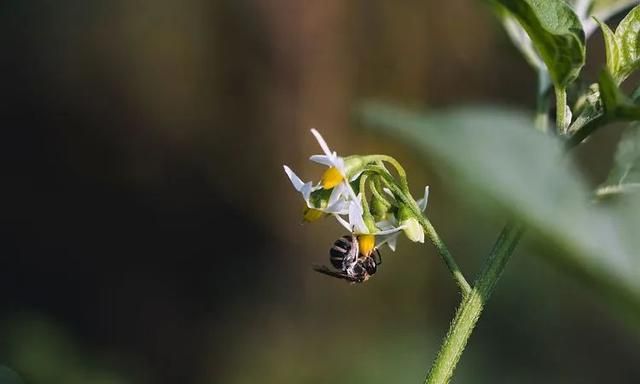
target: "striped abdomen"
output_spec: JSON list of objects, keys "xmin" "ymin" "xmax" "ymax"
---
[{"xmin": 329, "ymin": 235, "xmax": 356, "ymax": 269}]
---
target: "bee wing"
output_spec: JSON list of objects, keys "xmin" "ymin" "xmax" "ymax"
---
[{"xmin": 312, "ymin": 264, "xmax": 358, "ymax": 282}]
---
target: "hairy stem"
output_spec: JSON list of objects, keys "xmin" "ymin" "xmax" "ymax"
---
[
  {"xmin": 424, "ymin": 68, "xmax": 552, "ymax": 383},
  {"xmin": 393, "ymin": 179, "xmax": 471, "ymax": 296},
  {"xmin": 417, "ymin": 214, "xmax": 472, "ymax": 297},
  {"xmin": 424, "ymin": 224, "xmax": 524, "ymax": 384},
  {"xmin": 362, "ymin": 154, "xmax": 410, "ymax": 191},
  {"xmin": 555, "ymin": 86, "xmax": 570, "ymax": 134},
  {"xmin": 368, "ymin": 178, "xmax": 392, "ymax": 209},
  {"xmin": 363, "ymin": 166, "xmax": 471, "ymax": 296}
]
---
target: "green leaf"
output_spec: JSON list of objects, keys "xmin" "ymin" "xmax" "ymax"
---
[
  {"xmin": 499, "ymin": 13, "xmax": 544, "ymax": 70},
  {"xmin": 598, "ymin": 69, "xmax": 640, "ymax": 119},
  {"xmin": 597, "ymin": 125, "xmax": 640, "ymax": 198},
  {"xmin": 582, "ymin": 0, "xmax": 640, "ymax": 38},
  {"xmin": 492, "ymin": 0, "xmax": 586, "ymax": 88},
  {"xmin": 598, "ymin": 69, "xmax": 622, "ymax": 113},
  {"xmin": 359, "ymin": 102, "xmax": 640, "ymax": 313},
  {"xmin": 596, "ymin": 19, "xmax": 622, "ymax": 77},
  {"xmin": 610, "ymin": 4, "xmax": 640, "ymax": 77},
  {"xmin": 596, "ymin": 4, "xmax": 640, "ymax": 83}
]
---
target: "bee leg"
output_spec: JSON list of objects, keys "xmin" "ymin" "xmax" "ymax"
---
[{"xmin": 373, "ymin": 249, "xmax": 382, "ymax": 265}]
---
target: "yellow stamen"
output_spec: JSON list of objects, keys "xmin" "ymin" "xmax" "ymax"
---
[
  {"xmin": 321, "ymin": 167, "xmax": 343, "ymax": 189},
  {"xmin": 357, "ymin": 234, "xmax": 376, "ymax": 257},
  {"xmin": 303, "ymin": 207, "xmax": 325, "ymax": 222}
]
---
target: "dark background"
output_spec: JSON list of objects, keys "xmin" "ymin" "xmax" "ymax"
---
[{"xmin": 2, "ymin": 1, "xmax": 639, "ymax": 383}]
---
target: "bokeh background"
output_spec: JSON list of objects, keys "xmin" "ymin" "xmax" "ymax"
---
[{"xmin": 2, "ymin": 1, "xmax": 639, "ymax": 383}]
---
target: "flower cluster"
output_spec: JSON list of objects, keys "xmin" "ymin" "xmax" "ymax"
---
[{"xmin": 283, "ymin": 129, "xmax": 429, "ymax": 255}]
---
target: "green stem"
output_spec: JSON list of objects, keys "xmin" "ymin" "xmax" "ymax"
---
[
  {"xmin": 359, "ymin": 174, "xmax": 378, "ymax": 233},
  {"xmin": 565, "ymin": 114, "xmax": 610, "ymax": 149},
  {"xmin": 555, "ymin": 86, "xmax": 570, "ymax": 134},
  {"xmin": 369, "ymin": 178, "xmax": 393, "ymax": 209},
  {"xmin": 416, "ymin": 214, "xmax": 472, "ymax": 297},
  {"xmin": 365, "ymin": 167, "xmax": 471, "ymax": 296},
  {"xmin": 424, "ymin": 224, "xmax": 524, "ymax": 384},
  {"xmin": 362, "ymin": 154, "xmax": 410, "ymax": 192},
  {"xmin": 424, "ymin": 70, "xmax": 553, "ymax": 383}
]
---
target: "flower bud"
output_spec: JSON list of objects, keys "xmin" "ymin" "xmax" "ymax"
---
[
  {"xmin": 397, "ymin": 205, "xmax": 424, "ymax": 243},
  {"xmin": 401, "ymin": 217, "xmax": 424, "ymax": 243},
  {"xmin": 370, "ymin": 195, "xmax": 390, "ymax": 221},
  {"xmin": 303, "ymin": 207, "xmax": 325, "ymax": 222}
]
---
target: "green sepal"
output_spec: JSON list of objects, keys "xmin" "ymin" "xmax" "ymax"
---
[
  {"xmin": 396, "ymin": 205, "xmax": 413, "ymax": 222},
  {"xmin": 308, "ymin": 188, "xmax": 333, "ymax": 209},
  {"xmin": 343, "ymin": 156, "xmax": 369, "ymax": 179}
]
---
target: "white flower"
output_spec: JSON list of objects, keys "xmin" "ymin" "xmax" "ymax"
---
[
  {"xmin": 282, "ymin": 165, "xmax": 350, "ymax": 214},
  {"xmin": 333, "ymin": 197, "xmax": 369, "ymax": 234},
  {"xmin": 417, "ymin": 185, "xmax": 430, "ymax": 212},
  {"xmin": 308, "ymin": 129, "xmax": 346, "ymax": 181},
  {"xmin": 331, "ymin": 185, "xmax": 429, "ymax": 252},
  {"xmin": 376, "ymin": 186, "xmax": 430, "ymax": 251},
  {"xmin": 308, "ymin": 129, "xmax": 360, "ymax": 201},
  {"xmin": 283, "ymin": 129, "xmax": 360, "ymax": 216},
  {"xmin": 282, "ymin": 165, "xmax": 319, "ymax": 206},
  {"xmin": 283, "ymin": 128, "xmax": 430, "ymax": 252},
  {"xmin": 397, "ymin": 185, "xmax": 429, "ymax": 243}
]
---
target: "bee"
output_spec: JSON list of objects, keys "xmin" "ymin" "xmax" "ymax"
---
[
  {"xmin": 329, "ymin": 235, "xmax": 359, "ymax": 270},
  {"xmin": 313, "ymin": 234, "xmax": 382, "ymax": 283}
]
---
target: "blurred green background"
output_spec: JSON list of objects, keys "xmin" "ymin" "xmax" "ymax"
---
[{"xmin": 2, "ymin": 0, "xmax": 639, "ymax": 383}]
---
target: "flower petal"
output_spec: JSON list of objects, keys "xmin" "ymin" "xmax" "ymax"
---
[
  {"xmin": 375, "ymin": 219, "xmax": 397, "ymax": 229},
  {"xmin": 417, "ymin": 186, "xmax": 430, "ymax": 212},
  {"xmin": 373, "ymin": 225, "xmax": 405, "ymax": 236},
  {"xmin": 349, "ymin": 199, "xmax": 369, "ymax": 234},
  {"xmin": 325, "ymin": 200, "xmax": 349, "ymax": 214},
  {"xmin": 325, "ymin": 184, "xmax": 350, "ymax": 214},
  {"xmin": 387, "ymin": 236, "xmax": 398, "ymax": 251},
  {"xmin": 327, "ymin": 183, "xmax": 346, "ymax": 207},
  {"xmin": 309, "ymin": 155, "xmax": 334, "ymax": 167},
  {"xmin": 374, "ymin": 218, "xmax": 405, "ymax": 235},
  {"xmin": 332, "ymin": 155, "xmax": 345, "ymax": 174},
  {"xmin": 310, "ymin": 128, "xmax": 333, "ymax": 158},
  {"xmin": 343, "ymin": 179, "xmax": 359, "ymax": 201},
  {"xmin": 299, "ymin": 181, "xmax": 318, "ymax": 204},
  {"xmin": 283, "ymin": 165, "xmax": 320, "ymax": 206},
  {"xmin": 333, "ymin": 214, "xmax": 352, "ymax": 231},
  {"xmin": 376, "ymin": 233, "xmax": 399, "ymax": 252},
  {"xmin": 348, "ymin": 171, "xmax": 363, "ymax": 182},
  {"xmin": 283, "ymin": 165, "xmax": 304, "ymax": 191}
]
